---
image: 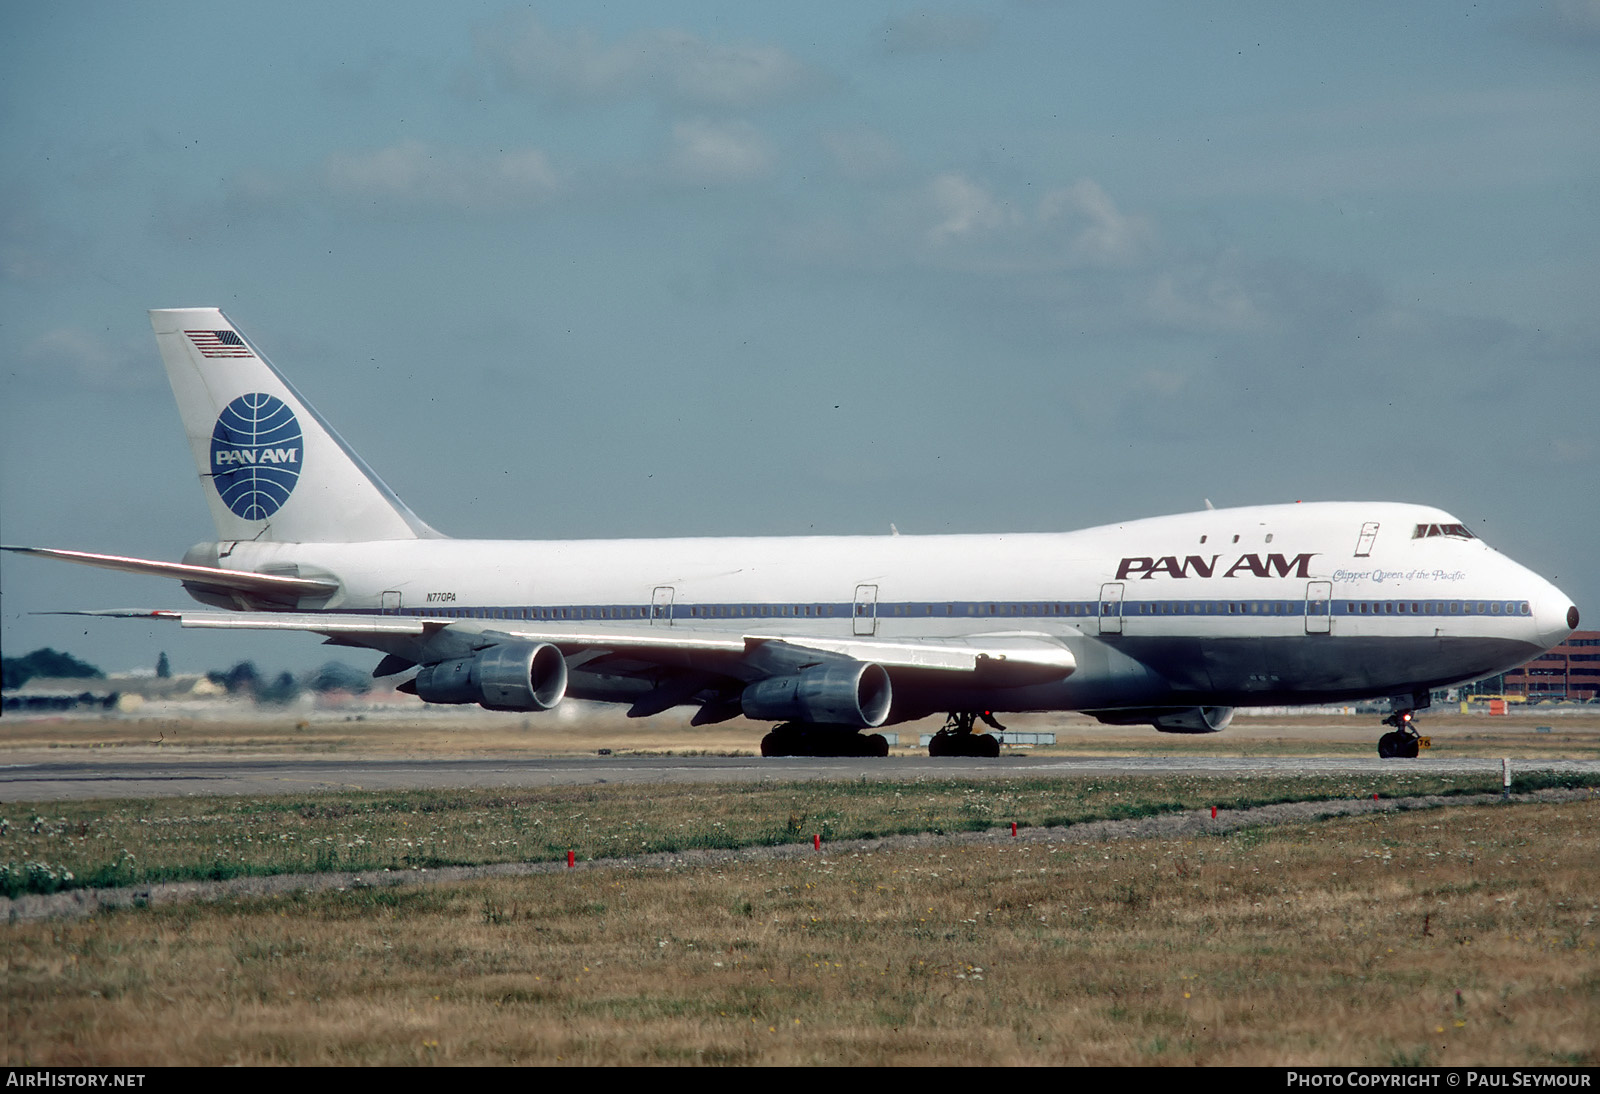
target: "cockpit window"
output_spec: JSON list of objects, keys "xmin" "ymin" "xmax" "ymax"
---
[{"xmin": 1412, "ymin": 523, "xmax": 1476, "ymax": 540}]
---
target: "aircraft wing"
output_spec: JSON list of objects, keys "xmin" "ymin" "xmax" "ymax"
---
[{"xmin": 50, "ymin": 608, "xmax": 1075, "ymax": 682}]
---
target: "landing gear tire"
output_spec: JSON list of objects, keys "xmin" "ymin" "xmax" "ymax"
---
[
  {"xmin": 929, "ymin": 712, "xmax": 1003, "ymax": 758},
  {"xmin": 1377, "ymin": 710, "xmax": 1424, "ymax": 759},
  {"xmin": 1377, "ymin": 731, "xmax": 1420, "ymax": 759},
  {"xmin": 761, "ymin": 724, "xmax": 890, "ymax": 758}
]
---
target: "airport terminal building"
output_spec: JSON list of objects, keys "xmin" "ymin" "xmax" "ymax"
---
[{"xmin": 1495, "ymin": 630, "xmax": 1600, "ymax": 702}]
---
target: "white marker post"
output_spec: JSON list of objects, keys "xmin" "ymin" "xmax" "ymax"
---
[{"xmin": 1502, "ymin": 757, "xmax": 1512, "ymax": 801}]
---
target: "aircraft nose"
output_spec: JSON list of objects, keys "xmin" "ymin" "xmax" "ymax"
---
[{"xmin": 1532, "ymin": 580, "xmax": 1579, "ymax": 651}]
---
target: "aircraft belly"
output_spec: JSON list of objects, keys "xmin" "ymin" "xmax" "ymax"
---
[
  {"xmin": 877, "ymin": 637, "xmax": 1172, "ymax": 717},
  {"xmin": 1112, "ymin": 634, "xmax": 1542, "ymax": 705}
]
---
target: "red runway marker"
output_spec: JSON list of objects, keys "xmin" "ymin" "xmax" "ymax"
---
[
  {"xmin": 813, "ymin": 833, "xmax": 821, "ymax": 850},
  {"xmin": 1210, "ymin": 806, "xmax": 1217, "ymax": 819},
  {"xmin": 1011, "ymin": 821, "xmax": 1017, "ymax": 837},
  {"xmin": 567, "ymin": 850, "xmax": 575, "ymax": 868}
]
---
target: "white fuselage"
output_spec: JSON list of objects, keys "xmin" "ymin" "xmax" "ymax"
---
[{"xmin": 195, "ymin": 500, "xmax": 1574, "ymax": 716}]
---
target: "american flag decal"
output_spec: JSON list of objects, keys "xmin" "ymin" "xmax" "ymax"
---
[{"xmin": 186, "ymin": 329, "xmax": 253, "ymax": 358}]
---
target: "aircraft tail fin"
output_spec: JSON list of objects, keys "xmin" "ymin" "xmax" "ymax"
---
[{"xmin": 150, "ymin": 308, "xmax": 440, "ymax": 543}]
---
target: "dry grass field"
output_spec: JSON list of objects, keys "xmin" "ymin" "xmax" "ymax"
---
[
  {"xmin": 3, "ymin": 708, "xmax": 1597, "ymax": 1065},
  {"xmin": 5, "ymin": 797, "xmax": 1597, "ymax": 1065},
  {"xmin": 3, "ymin": 771, "xmax": 1556, "ymax": 897}
]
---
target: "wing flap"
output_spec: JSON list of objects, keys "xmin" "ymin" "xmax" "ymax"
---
[
  {"xmin": 749, "ymin": 633, "xmax": 1076, "ymax": 681},
  {"xmin": 50, "ymin": 609, "xmax": 433, "ymax": 636}
]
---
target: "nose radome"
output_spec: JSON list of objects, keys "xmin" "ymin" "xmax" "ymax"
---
[{"xmin": 1533, "ymin": 580, "xmax": 1578, "ymax": 651}]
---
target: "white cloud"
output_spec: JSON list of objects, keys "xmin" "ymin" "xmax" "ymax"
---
[
  {"xmin": 323, "ymin": 141, "xmax": 560, "ymax": 210},
  {"xmin": 20, "ymin": 328, "xmax": 154, "ymax": 392},
  {"xmin": 0, "ymin": 190, "xmax": 72, "ymax": 284},
  {"xmin": 779, "ymin": 171, "xmax": 1160, "ymax": 292},
  {"xmin": 877, "ymin": 10, "xmax": 994, "ymax": 54},
  {"xmin": 1145, "ymin": 268, "xmax": 1267, "ymax": 333},
  {"xmin": 477, "ymin": 15, "xmax": 811, "ymax": 107},
  {"xmin": 926, "ymin": 173, "xmax": 1016, "ymax": 243},
  {"xmin": 918, "ymin": 174, "xmax": 1154, "ymax": 270},
  {"xmin": 1550, "ymin": 435, "xmax": 1594, "ymax": 463},
  {"xmin": 1530, "ymin": 0, "xmax": 1600, "ymax": 43},
  {"xmin": 668, "ymin": 119, "xmax": 776, "ymax": 185},
  {"xmin": 1134, "ymin": 368, "xmax": 1194, "ymax": 398},
  {"xmin": 1038, "ymin": 180, "xmax": 1155, "ymax": 267},
  {"xmin": 820, "ymin": 128, "xmax": 904, "ymax": 181}
]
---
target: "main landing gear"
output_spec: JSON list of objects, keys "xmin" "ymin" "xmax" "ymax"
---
[
  {"xmin": 928, "ymin": 711, "xmax": 1003, "ymax": 758},
  {"xmin": 1376, "ymin": 709, "xmax": 1427, "ymax": 759},
  {"xmin": 760, "ymin": 722, "xmax": 890, "ymax": 758}
]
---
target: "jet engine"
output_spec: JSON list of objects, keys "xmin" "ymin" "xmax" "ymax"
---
[
  {"xmin": 1149, "ymin": 706, "xmax": 1234, "ymax": 733},
  {"xmin": 741, "ymin": 661, "xmax": 892, "ymax": 728},
  {"xmin": 1090, "ymin": 706, "xmax": 1235, "ymax": 734},
  {"xmin": 411, "ymin": 641, "xmax": 568, "ymax": 712}
]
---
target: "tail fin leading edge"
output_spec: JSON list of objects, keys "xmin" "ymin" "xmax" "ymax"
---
[{"xmin": 150, "ymin": 308, "xmax": 439, "ymax": 543}]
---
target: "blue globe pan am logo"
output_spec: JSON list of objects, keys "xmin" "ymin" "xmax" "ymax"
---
[{"xmin": 210, "ymin": 393, "xmax": 305, "ymax": 520}]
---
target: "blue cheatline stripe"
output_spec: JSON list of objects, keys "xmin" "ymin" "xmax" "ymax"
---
[{"xmin": 319, "ymin": 597, "xmax": 1533, "ymax": 623}]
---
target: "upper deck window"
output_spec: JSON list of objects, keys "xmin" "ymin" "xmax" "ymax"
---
[{"xmin": 1412, "ymin": 523, "xmax": 1476, "ymax": 540}]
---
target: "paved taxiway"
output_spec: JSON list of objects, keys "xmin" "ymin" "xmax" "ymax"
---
[{"xmin": 5, "ymin": 752, "xmax": 1600, "ymax": 802}]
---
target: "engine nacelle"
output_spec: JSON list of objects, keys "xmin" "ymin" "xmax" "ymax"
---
[
  {"xmin": 1151, "ymin": 706, "xmax": 1234, "ymax": 734},
  {"xmin": 412, "ymin": 642, "xmax": 568, "ymax": 712},
  {"xmin": 741, "ymin": 661, "xmax": 892, "ymax": 728},
  {"xmin": 1091, "ymin": 705, "xmax": 1235, "ymax": 733}
]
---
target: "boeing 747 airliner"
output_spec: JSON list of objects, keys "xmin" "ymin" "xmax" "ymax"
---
[{"xmin": 4, "ymin": 309, "xmax": 1579, "ymax": 757}]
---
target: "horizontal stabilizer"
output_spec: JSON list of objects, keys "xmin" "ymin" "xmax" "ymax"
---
[{"xmin": 2, "ymin": 546, "xmax": 337, "ymax": 600}]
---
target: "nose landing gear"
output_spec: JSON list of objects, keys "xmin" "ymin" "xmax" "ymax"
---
[{"xmin": 1377, "ymin": 708, "xmax": 1430, "ymax": 758}]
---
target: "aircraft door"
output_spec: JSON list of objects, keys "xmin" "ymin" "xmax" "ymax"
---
[
  {"xmin": 1305, "ymin": 581, "xmax": 1332, "ymax": 634},
  {"xmin": 1098, "ymin": 583, "xmax": 1124, "ymax": 635},
  {"xmin": 651, "ymin": 585, "xmax": 675, "ymax": 625},
  {"xmin": 1354, "ymin": 522, "xmax": 1379, "ymax": 557},
  {"xmin": 853, "ymin": 584, "xmax": 879, "ymax": 636},
  {"xmin": 381, "ymin": 590, "xmax": 402, "ymax": 615}
]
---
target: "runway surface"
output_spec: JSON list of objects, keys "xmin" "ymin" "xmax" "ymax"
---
[{"xmin": 5, "ymin": 751, "xmax": 1599, "ymax": 802}]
